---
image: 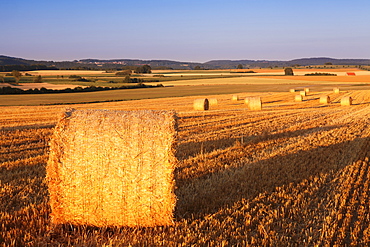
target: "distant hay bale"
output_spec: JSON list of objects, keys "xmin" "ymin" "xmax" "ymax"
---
[
  {"xmin": 244, "ymin": 97, "xmax": 251, "ymax": 105},
  {"xmin": 300, "ymin": 91, "xmax": 306, "ymax": 96},
  {"xmin": 232, "ymin": 95, "xmax": 239, "ymax": 101},
  {"xmin": 319, "ymin": 95, "xmax": 330, "ymax": 104},
  {"xmin": 209, "ymin": 98, "xmax": 218, "ymax": 106},
  {"xmin": 193, "ymin": 98, "xmax": 209, "ymax": 110},
  {"xmin": 295, "ymin": 95, "xmax": 303, "ymax": 102},
  {"xmin": 334, "ymin": 88, "xmax": 340, "ymax": 94},
  {"xmin": 248, "ymin": 97, "xmax": 262, "ymax": 110},
  {"xmin": 341, "ymin": 96, "xmax": 353, "ymax": 106},
  {"xmin": 289, "ymin": 89, "xmax": 296, "ymax": 93},
  {"xmin": 47, "ymin": 109, "xmax": 177, "ymax": 227},
  {"xmin": 304, "ymin": 88, "xmax": 310, "ymax": 93}
]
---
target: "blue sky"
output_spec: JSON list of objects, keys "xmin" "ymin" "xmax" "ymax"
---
[{"xmin": 1, "ymin": 0, "xmax": 370, "ymax": 62}]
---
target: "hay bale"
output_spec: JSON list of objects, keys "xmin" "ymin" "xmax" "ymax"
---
[
  {"xmin": 334, "ymin": 88, "xmax": 340, "ymax": 94},
  {"xmin": 319, "ymin": 95, "xmax": 330, "ymax": 104},
  {"xmin": 304, "ymin": 88, "xmax": 310, "ymax": 93},
  {"xmin": 289, "ymin": 89, "xmax": 296, "ymax": 93},
  {"xmin": 232, "ymin": 95, "xmax": 239, "ymax": 101},
  {"xmin": 244, "ymin": 97, "xmax": 251, "ymax": 105},
  {"xmin": 295, "ymin": 95, "xmax": 303, "ymax": 102},
  {"xmin": 248, "ymin": 97, "xmax": 262, "ymax": 110},
  {"xmin": 47, "ymin": 109, "xmax": 177, "ymax": 227},
  {"xmin": 341, "ymin": 96, "xmax": 352, "ymax": 106},
  {"xmin": 193, "ymin": 98, "xmax": 209, "ymax": 110},
  {"xmin": 209, "ymin": 98, "xmax": 218, "ymax": 106},
  {"xmin": 300, "ymin": 91, "xmax": 306, "ymax": 96}
]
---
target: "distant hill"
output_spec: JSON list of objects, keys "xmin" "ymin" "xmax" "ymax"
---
[
  {"xmin": 1, "ymin": 55, "xmax": 370, "ymax": 71},
  {"xmin": 205, "ymin": 57, "xmax": 370, "ymax": 69}
]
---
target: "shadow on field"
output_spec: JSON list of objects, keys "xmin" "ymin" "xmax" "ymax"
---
[
  {"xmin": 263, "ymin": 100, "xmax": 283, "ymax": 104},
  {"xmin": 174, "ymin": 129, "xmax": 369, "ymax": 220},
  {"xmin": 0, "ymin": 162, "xmax": 47, "ymax": 214},
  {"xmin": 1, "ymin": 124, "xmax": 55, "ymax": 132},
  {"xmin": 176, "ymin": 125, "xmax": 340, "ymax": 160}
]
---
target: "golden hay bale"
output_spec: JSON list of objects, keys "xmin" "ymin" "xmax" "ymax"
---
[
  {"xmin": 232, "ymin": 95, "xmax": 239, "ymax": 101},
  {"xmin": 304, "ymin": 88, "xmax": 310, "ymax": 93},
  {"xmin": 47, "ymin": 109, "xmax": 177, "ymax": 227},
  {"xmin": 300, "ymin": 91, "xmax": 306, "ymax": 96},
  {"xmin": 341, "ymin": 96, "xmax": 353, "ymax": 106},
  {"xmin": 289, "ymin": 89, "xmax": 296, "ymax": 93},
  {"xmin": 248, "ymin": 97, "xmax": 262, "ymax": 110},
  {"xmin": 295, "ymin": 95, "xmax": 303, "ymax": 102},
  {"xmin": 319, "ymin": 95, "xmax": 330, "ymax": 104},
  {"xmin": 244, "ymin": 97, "xmax": 251, "ymax": 105},
  {"xmin": 333, "ymin": 88, "xmax": 340, "ymax": 94},
  {"xmin": 209, "ymin": 98, "xmax": 218, "ymax": 106},
  {"xmin": 193, "ymin": 98, "xmax": 209, "ymax": 110}
]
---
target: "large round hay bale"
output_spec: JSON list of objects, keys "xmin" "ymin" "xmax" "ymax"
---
[
  {"xmin": 193, "ymin": 98, "xmax": 209, "ymax": 110},
  {"xmin": 341, "ymin": 96, "xmax": 352, "ymax": 106},
  {"xmin": 47, "ymin": 109, "xmax": 177, "ymax": 227},
  {"xmin": 304, "ymin": 88, "xmax": 310, "ymax": 93},
  {"xmin": 209, "ymin": 98, "xmax": 218, "ymax": 106},
  {"xmin": 295, "ymin": 95, "xmax": 303, "ymax": 102},
  {"xmin": 289, "ymin": 89, "xmax": 296, "ymax": 93},
  {"xmin": 300, "ymin": 91, "xmax": 306, "ymax": 96},
  {"xmin": 333, "ymin": 88, "xmax": 340, "ymax": 94},
  {"xmin": 248, "ymin": 97, "xmax": 262, "ymax": 110},
  {"xmin": 319, "ymin": 95, "xmax": 330, "ymax": 104},
  {"xmin": 232, "ymin": 95, "xmax": 239, "ymax": 101}
]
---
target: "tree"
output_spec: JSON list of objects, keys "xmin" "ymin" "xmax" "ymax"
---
[
  {"xmin": 33, "ymin": 75, "xmax": 42, "ymax": 83},
  {"xmin": 237, "ymin": 64, "xmax": 243, "ymax": 69},
  {"xmin": 284, "ymin": 67, "xmax": 294, "ymax": 76},
  {"xmin": 12, "ymin": 70, "xmax": 22, "ymax": 83},
  {"xmin": 115, "ymin": 70, "xmax": 132, "ymax": 76},
  {"xmin": 193, "ymin": 65, "xmax": 201, "ymax": 70},
  {"xmin": 123, "ymin": 75, "xmax": 131, "ymax": 83},
  {"xmin": 134, "ymin": 65, "xmax": 151, "ymax": 74}
]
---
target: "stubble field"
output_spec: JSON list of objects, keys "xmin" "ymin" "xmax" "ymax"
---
[{"xmin": 1, "ymin": 87, "xmax": 370, "ymax": 246}]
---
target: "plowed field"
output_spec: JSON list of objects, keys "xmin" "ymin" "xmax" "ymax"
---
[{"xmin": 1, "ymin": 90, "xmax": 370, "ymax": 246}]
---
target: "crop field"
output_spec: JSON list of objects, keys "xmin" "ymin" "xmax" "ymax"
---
[{"xmin": 1, "ymin": 88, "xmax": 370, "ymax": 246}]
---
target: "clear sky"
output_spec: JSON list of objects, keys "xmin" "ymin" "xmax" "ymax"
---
[{"xmin": 1, "ymin": 0, "xmax": 370, "ymax": 62}]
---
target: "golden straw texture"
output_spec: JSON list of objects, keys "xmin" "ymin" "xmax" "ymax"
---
[
  {"xmin": 232, "ymin": 95, "xmax": 239, "ymax": 101},
  {"xmin": 334, "ymin": 88, "xmax": 340, "ymax": 94},
  {"xmin": 295, "ymin": 95, "xmax": 303, "ymax": 102},
  {"xmin": 209, "ymin": 98, "xmax": 218, "ymax": 106},
  {"xmin": 319, "ymin": 95, "xmax": 330, "ymax": 104},
  {"xmin": 341, "ymin": 96, "xmax": 353, "ymax": 106},
  {"xmin": 248, "ymin": 97, "xmax": 262, "ymax": 110},
  {"xmin": 193, "ymin": 98, "xmax": 209, "ymax": 111},
  {"xmin": 47, "ymin": 109, "xmax": 177, "ymax": 227}
]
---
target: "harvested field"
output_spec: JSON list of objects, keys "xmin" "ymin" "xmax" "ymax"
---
[
  {"xmin": 27, "ymin": 70, "xmax": 107, "ymax": 76},
  {"xmin": 0, "ymin": 83, "xmax": 83, "ymax": 90},
  {"xmin": 261, "ymin": 74, "xmax": 370, "ymax": 83},
  {"xmin": 2, "ymin": 90, "xmax": 370, "ymax": 246}
]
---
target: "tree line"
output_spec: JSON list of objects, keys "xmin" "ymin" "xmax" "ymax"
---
[
  {"xmin": 0, "ymin": 83, "xmax": 164, "ymax": 95},
  {"xmin": 0, "ymin": 64, "xmax": 57, "ymax": 72}
]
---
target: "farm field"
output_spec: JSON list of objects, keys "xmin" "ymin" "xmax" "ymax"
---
[
  {"xmin": 2, "ymin": 67, "xmax": 370, "ymax": 106},
  {"xmin": 1, "ymin": 89, "xmax": 370, "ymax": 246},
  {"xmin": 2, "ymin": 68, "xmax": 369, "ymax": 90}
]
